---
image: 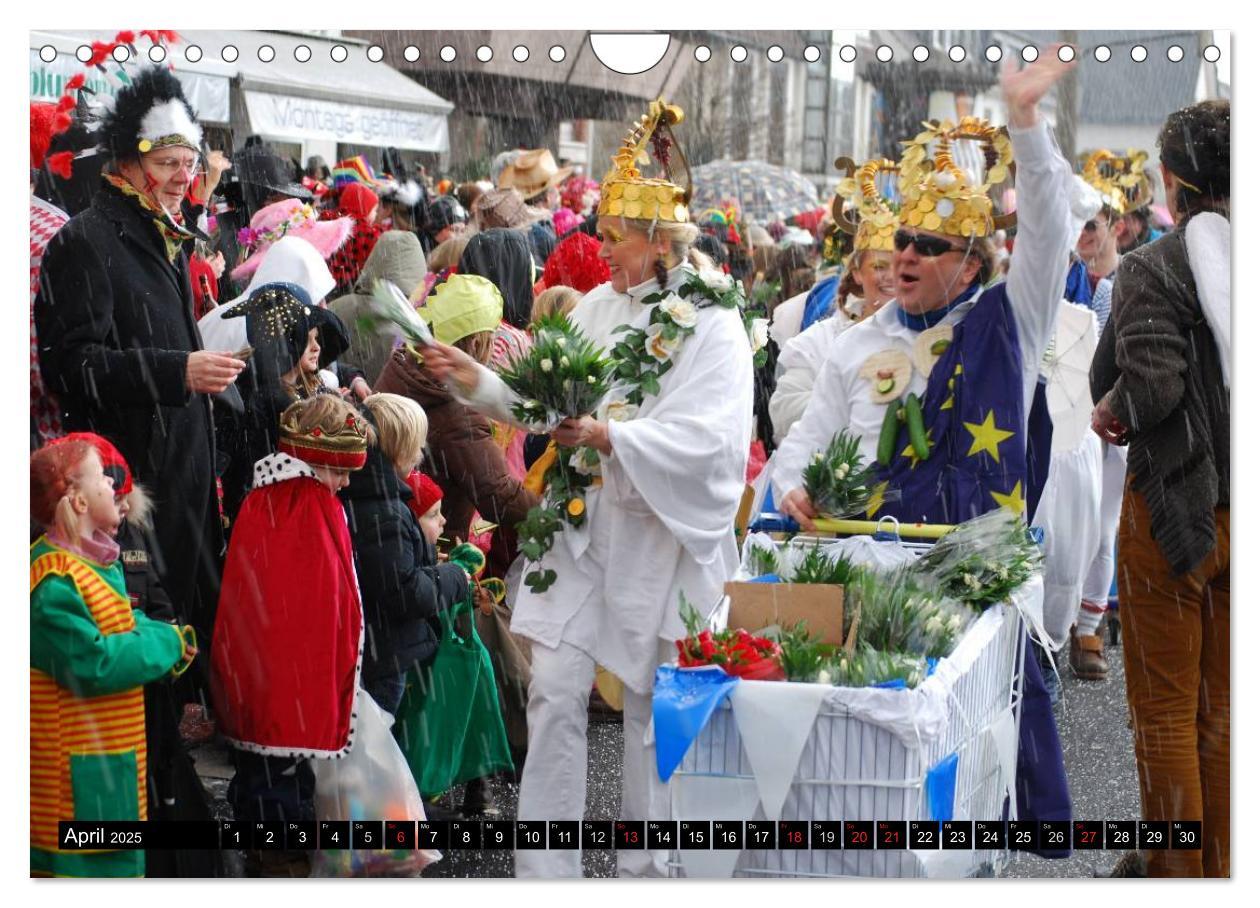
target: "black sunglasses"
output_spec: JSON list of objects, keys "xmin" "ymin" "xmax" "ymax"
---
[{"xmin": 894, "ymin": 229, "xmax": 967, "ymax": 257}]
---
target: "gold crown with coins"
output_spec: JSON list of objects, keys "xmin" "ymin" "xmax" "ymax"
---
[
  {"xmin": 1080, "ymin": 148, "xmax": 1154, "ymax": 216},
  {"xmin": 598, "ymin": 99, "xmax": 692, "ymax": 223},
  {"xmin": 898, "ymin": 117, "xmax": 1016, "ymax": 238},
  {"xmin": 832, "ymin": 157, "xmax": 901, "ymax": 253}
]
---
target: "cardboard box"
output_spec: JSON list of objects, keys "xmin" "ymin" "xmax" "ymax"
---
[{"xmin": 724, "ymin": 581, "xmax": 846, "ymax": 645}]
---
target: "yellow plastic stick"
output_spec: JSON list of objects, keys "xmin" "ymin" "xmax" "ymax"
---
[{"xmin": 812, "ymin": 518, "xmax": 954, "ymax": 540}]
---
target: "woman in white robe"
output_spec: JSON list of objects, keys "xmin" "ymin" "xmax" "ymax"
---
[{"xmin": 425, "ymin": 214, "xmax": 754, "ymax": 878}]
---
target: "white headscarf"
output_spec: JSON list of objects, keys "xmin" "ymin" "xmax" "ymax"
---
[{"xmin": 198, "ymin": 236, "xmax": 337, "ymax": 352}]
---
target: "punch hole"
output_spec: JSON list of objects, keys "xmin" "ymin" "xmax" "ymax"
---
[
  {"xmin": 694, "ymin": 46, "xmax": 711, "ymax": 62},
  {"xmin": 184, "ymin": 45, "xmax": 203, "ymax": 63},
  {"xmin": 985, "ymin": 45, "xmax": 1002, "ymax": 62},
  {"xmin": 949, "ymin": 45, "xmax": 966, "ymax": 62},
  {"xmin": 1094, "ymin": 45, "xmax": 1111, "ymax": 62},
  {"xmin": 767, "ymin": 45, "xmax": 784, "ymax": 62},
  {"xmin": 39, "ymin": 45, "xmax": 56, "ymax": 63},
  {"xmin": 221, "ymin": 45, "xmax": 239, "ymax": 63},
  {"xmin": 367, "ymin": 45, "xmax": 384, "ymax": 63},
  {"xmin": 803, "ymin": 45, "xmax": 821, "ymax": 63},
  {"xmin": 1130, "ymin": 45, "xmax": 1147, "ymax": 62},
  {"xmin": 913, "ymin": 46, "xmax": 929, "ymax": 62},
  {"xmin": 257, "ymin": 45, "xmax": 275, "ymax": 63},
  {"xmin": 876, "ymin": 45, "xmax": 893, "ymax": 62},
  {"xmin": 404, "ymin": 45, "xmax": 421, "ymax": 62},
  {"xmin": 731, "ymin": 45, "xmax": 748, "ymax": 62},
  {"xmin": 330, "ymin": 45, "xmax": 348, "ymax": 63},
  {"xmin": 294, "ymin": 45, "xmax": 312, "ymax": 63},
  {"xmin": 839, "ymin": 45, "xmax": 857, "ymax": 63},
  {"xmin": 549, "ymin": 45, "xmax": 566, "ymax": 62},
  {"xmin": 476, "ymin": 45, "xmax": 493, "ymax": 62}
]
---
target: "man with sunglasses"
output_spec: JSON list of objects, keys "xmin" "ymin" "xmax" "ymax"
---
[
  {"xmin": 773, "ymin": 47, "xmax": 1078, "ymax": 852},
  {"xmin": 35, "ymin": 67, "xmax": 245, "ymax": 692}
]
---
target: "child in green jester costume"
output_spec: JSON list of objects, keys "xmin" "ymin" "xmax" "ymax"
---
[{"xmin": 30, "ymin": 438, "xmax": 196, "ymax": 877}]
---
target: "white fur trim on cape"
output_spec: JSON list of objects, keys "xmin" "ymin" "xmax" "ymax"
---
[
  {"xmin": 138, "ymin": 98, "xmax": 203, "ymax": 150},
  {"xmin": 252, "ymin": 451, "xmax": 317, "ymax": 488},
  {"xmin": 1185, "ymin": 212, "xmax": 1230, "ymax": 389}
]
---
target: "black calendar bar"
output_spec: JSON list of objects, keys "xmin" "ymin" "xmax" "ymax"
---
[{"xmin": 55, "ymin": 820, "xmax": 1204, "ymax": 851}]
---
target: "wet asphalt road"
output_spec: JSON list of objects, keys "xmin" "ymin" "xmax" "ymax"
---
[{"xmin": 200, "ymin": 629, "xmax": 1139, "ymax": 879}]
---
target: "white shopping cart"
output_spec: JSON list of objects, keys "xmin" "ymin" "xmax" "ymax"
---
[{"xmin": 666, "ymin": 523, "xmax": 1030, "ymax": 878}]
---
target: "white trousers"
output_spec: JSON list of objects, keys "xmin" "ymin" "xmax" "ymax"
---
[
  {"xmin": 1081, "ymin": 440, "xmax": 1130, "ymax": 606},
  {"xmin": 514, "ymin": 639, "xmax": 671, "ymax": 878}
]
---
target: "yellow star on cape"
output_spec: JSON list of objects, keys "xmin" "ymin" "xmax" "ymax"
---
[
  {"xmin": 865, "ymin": 481, "xmax": 890, "ymax": 518},
  {"xmin": 990, "ymin": 480, "xmax": 1025, "ymax": 516},
  {"xmin": 964, "ymin": 409, "xmax": 1015, "ymax": 463},
  {"xmin": 900, "ymin": 428, "xmax": 935, "ymax": 468}
]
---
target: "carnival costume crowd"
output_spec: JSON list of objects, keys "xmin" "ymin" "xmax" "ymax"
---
[{"xmin": 29, "ymin": 39, "xmax": 1229, "ymax": 879}]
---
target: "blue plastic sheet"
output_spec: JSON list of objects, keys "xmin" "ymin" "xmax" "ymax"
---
[
  {"xmin": 925, "ymin": 752, "xmax": 960, "ymax": 821},
  {"xmin": 652, "ymin": 666, "xmax": 740, "ymax": 783}
]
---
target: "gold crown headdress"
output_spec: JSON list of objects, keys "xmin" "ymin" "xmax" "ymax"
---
[
  {"xmin": 1079, "ymin": 149, "xmax": 1154, "ymax": 216},
  {"xmin": 598, "ymin": 99, "xmax": 692, "ymax": 224},
  {"xmin": 277, "ymin": 403, "xmax": 370, "ymax": 471},
  {"xmin": 831, "ymin": 156, "xmax": 901, "ymax": 253},
  {"xmin": 898, "ymin": 117, "xmax": 1016, "ymax": 238}
]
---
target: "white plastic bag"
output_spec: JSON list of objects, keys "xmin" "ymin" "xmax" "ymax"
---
[
  {"xmin": 1032, "ymin": 433, "xmax": 1103, "ymax": 650},
  {"xmin": 310, "ymin": 688, "xmax": 442, "ymax": 877}
]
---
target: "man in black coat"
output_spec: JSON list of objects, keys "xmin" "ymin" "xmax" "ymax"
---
[{"xmin": 34, "ymin": 68, "xmax": 244, "ymax": 674}]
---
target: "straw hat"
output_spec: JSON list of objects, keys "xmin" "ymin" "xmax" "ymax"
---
[{"xmin": 497, "ymin": 148, "xmax": 573, "ymax": 201}]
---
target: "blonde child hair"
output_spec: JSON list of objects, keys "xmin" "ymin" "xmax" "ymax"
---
[
  {"xmin": 362, "ymin": 393, "xmax": 429, "ymax": 473},
  {"xmin": 530, "ymin": 285, "xmax": 582, "ymax": 325}
]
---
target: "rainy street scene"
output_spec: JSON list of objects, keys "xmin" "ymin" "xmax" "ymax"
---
[{"xmin": 28, "ymin": 27, "xmax": 1229, "ymax": 882}]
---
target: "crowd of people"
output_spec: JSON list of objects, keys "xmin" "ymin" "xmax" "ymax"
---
[{"xmin": 29, "ymin": 44, "xmax": 1229, "ymax": 880}]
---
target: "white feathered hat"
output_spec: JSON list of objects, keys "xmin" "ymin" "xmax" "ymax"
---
[{"xmin": 100, "ymin": 66, "xmax": 202, "ymax": 159}]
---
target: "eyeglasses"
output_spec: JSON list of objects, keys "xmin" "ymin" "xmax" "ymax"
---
[
  {"xmin": 148, "ymin": 156, "xmax": 203, "ymax": 178},
  {"xmin": 894, "ymin": 229, "xmax": 967, "ymax": 257}
]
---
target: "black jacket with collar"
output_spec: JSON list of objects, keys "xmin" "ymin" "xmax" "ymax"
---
[
  {"xmin": 341, "ymin": 442, "xmax": 469, "ymax": 682},
  {"xmin": 34, "ymin": 181, "xmax": 223, "ymax": 637}
]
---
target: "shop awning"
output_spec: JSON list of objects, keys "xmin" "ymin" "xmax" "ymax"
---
[{"xmin": 185, "ymin": 30, "xmax": 453, "ymax": 152}]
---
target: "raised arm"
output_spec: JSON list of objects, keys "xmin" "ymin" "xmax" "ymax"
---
[{"xmin": 1000, "ymin": 46, "xmax": 1076, "ymax": 415}]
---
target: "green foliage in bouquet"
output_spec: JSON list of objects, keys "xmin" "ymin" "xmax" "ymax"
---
[
  {"xmin": 517, "ymin": 451, "xmax": 598, "ymax": 594},
  {"xmin": 789, "ymin": 544, "xmax": 859, "ymax": 586},
  {"xmin": 499, "ymin": 313, "xmax": 612, "ymax": 430},
  {"xmin": 776, "ymin": 621, "xmax": 834, "ymax": 683},
  {"xmin": 911, "ymin": 509, "xmax": 1044, "ymax": 612},
  {"xmin": 748, "ymin": 542, "xmax": 781, "ymax": 579},
  {"xmin": 846, "ymin": 567, "xmax": 967, "ymax": 660},
  {"xmin": 801, "ymin": 430, "xmax": 879, "ymax": 519},
  {"xmin": 826, "ymin": 644, "xmax": 929, "ymax": 689}
]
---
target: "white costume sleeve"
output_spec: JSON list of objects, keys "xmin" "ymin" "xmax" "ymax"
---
[
  {"xmin": 1004, "ymin": 119, "xmax": 1074, "ymax": 418},
  {"xmin": 769, "ymin": 358, "xmax": 818, "ymax": 445},
  {"xmin": 771, "ymin": 333, "xmax": 855, "ymax": 504},
  {"xmin": 451, "ymin": 362, "xmax": 522, "ymax": 425},
  {"xmin": 603, "ymin": 310, "xmax": 754, "ymax": 566}
]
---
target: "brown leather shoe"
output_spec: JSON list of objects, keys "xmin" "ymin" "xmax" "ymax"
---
[{"xmin": 1069, "ymin": 625, "xmax": 1108, "ymax": 680}]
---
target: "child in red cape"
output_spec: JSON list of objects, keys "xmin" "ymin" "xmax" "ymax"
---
[{"xmin": 210, "ymin": 395, "xmax": 373, "ymax": 871}]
